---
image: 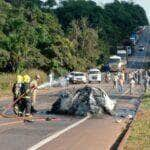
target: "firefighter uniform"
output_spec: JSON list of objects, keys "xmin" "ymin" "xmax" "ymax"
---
[
  {"xmin": 12, "ymin": 75, "xmax": 23, "ymax": 115},
  {"xmin": 20, "ymin": 75, "xmax": 32, "ymax": 116},
  {"xmin": 30, "ymin": 74, "xmax": 40, "ymax": 113}
]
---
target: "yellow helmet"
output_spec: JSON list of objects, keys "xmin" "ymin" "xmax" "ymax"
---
[
  {"xmin": 17, "ymin": 75, "xmax": 23, "ymax": 83},
  {"xmin": 23, "ymin": 75, "xmax": 31, "ymax": 83}
]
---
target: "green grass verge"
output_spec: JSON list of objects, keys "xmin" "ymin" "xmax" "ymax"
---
[
  {"xmin": 124, "ymin": 91, "xmax": 150, "ymax": 150},
  {"xmin": 0, "ymin": 69, "xmax": 47, "ymax": 98}
]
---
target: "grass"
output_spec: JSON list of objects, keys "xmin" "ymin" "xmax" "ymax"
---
[
  {"xmin": 124, "ymin": 91, "xmax": 150, "ymax": 150},
  {"xmin": 0, "ymin": 69, "xmax": 47, "ymax": 98}
]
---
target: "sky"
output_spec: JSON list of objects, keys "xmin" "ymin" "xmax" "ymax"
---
[{"xmin": 96, "ymin": 0, "xmax": 150, "ymax": 22}]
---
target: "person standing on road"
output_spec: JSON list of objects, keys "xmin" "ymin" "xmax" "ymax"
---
[
  {"xmin": 105, "ymin": 72, "xmax": 111, "ymax": 83},
  {"xmin": 118, "ymin": 76, "xmax": 124, "ymax": 93},
  {"xmin": 12, "ymin": 75, "xmax": 23, "ymax": 116},
  {"xmin": 129, "ymin": 78, "xmax": 135, "ymax": 95},
  {"xmin": 12, "ymin": 75, "xmax": 23, "ymax": 102},
  {"xmin": 121, "ymin": 71, "xmax": 125, "ymax": 84},
  {"xmin": 128, "ymin": 71, "xmax": 133, "ymax": 83},
  {"xmin": 139, "ymin": 70, "xmax": 143, "ymax": 85},
  {"xmin": 137, "ymin": 70, "xmax": 141, "ymax": 84},
  {"xmin": 30, "ymin": 74, "xmax": 40, "ymax": 113},
  {"xmin": 143, "ymin": 75, "xmax": 149, "ymax": 92},
  {"xmin": 134, "ymin": 70, "xmax": 138, "ymax": 83},
  {"xmin": 124, "ymin": 69, "xmax": 128, "ymax": 84},
  {"xmin": 20, "ymin": 75, "xmax": 32, "ymax": 117},
  {"xmin": 113, "ymin": 73, "xmax": 118, "ymax": 89}
]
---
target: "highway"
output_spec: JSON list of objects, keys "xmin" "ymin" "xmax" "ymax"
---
[{"xmin": 0, "ymin": 27, "xmax": 149, "ymax": 150}]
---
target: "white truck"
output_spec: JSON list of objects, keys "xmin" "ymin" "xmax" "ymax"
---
[
  {"xmin": 117, "ymin": 50, "xmax": 127, "ymax": 66},
  {"xmin": 109, "ymin": 55, "xmax": 122, "ymax": 72}
]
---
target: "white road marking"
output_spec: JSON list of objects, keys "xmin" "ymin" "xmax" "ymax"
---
[{"xmin": 28, "ymin": 115, "xmax": 90, "ymax": 150}]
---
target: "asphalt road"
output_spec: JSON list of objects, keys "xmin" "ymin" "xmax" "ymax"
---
[
  {"xmin": 0, "ymin": 27, "xmax": 149, "ymax": 150},
  {"xmin": 127, "ymin": 26, "xmax": 150, "ymax": 69}
]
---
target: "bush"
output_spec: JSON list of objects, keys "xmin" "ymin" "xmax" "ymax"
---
[
  {"xmin": 0, "ymin": 69, "xmax": 47, "ymax": 95},
  {"xmin": 0, "ymin": 49, "xmax": 10, "ymax": 71}
]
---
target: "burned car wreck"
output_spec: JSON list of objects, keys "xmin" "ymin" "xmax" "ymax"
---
[{"xmin": 51, "ymin": 86, "xmax": 116, "ymax": 116}]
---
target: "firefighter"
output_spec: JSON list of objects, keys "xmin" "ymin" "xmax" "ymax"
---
[
  {"xmin": 12, "ymin": 75, "xmax": 23, "ymax": 116},
  {"xmin": 20, "ymin": 75, "xmax": 32, "ymax": 116},
  {"xmin": 30, "ymin": 74, "xmax": 40, "ymax": 113}
]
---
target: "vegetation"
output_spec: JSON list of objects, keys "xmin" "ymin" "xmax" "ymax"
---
[
  {"xmin": 0, "ymin": 0, "xmax": 148, "ymax": 75},
  {"xmin": 0, "ymin": 69, "xmax": 47, "ymax": 97},
  {"xmin": 55, "ymin": 0, "xmax": 148, "ymax": 45},
  {"xmin": 124, "ymin": 92, "xmax": 150, "ymax": 149}
]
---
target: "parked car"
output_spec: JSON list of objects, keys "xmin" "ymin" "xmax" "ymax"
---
[
  {"xmin": 88, "ymin": 68, "xmax": 101, "ymax": 83},
  {"xmin": 139, "ymin": 45, "xmax": 145, "ymax": 51},
  {"xmin": 69, "ymin": 72, "xmax": 87, "ymax": 84}
]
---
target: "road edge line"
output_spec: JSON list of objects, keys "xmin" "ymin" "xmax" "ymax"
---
[{"xmin": 28, "ymin": 115, "xmax": 90, "ymax": 150}]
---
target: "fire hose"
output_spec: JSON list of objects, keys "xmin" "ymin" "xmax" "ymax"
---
[
  {"xmin": 0, "ymin": 85, "xmax": 37, "ymax": 118},
  {"xmin": 0, "ymin": 91, "xmax": 60, "ymax": 123}
]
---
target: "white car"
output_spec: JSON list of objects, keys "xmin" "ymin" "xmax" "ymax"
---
[
  {"xmin": 71, "ymin": 72, "xmax": 87, "ymax": 84},
  {"xmin": 88, "ymin": 68, "xmax": 101, "ymax": 83}
]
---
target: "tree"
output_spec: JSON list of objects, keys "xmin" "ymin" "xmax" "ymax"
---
[
  {"xmin": 55, "ymin": 0, "xmax": 149, "ymax": 46},
  {"xmin": 0, "ymin": 0, "xmax": 149, "ymax": 74},
  {"xmin": 67, "ymin": 18, "xmax": 101, "ymax": 69}
]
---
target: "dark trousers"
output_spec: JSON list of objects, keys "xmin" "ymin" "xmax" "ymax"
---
[{"xmin": 20, "ymin": 98, "xmax": 32, "ymax": 114}]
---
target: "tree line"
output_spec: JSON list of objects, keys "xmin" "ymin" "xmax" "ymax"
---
[{"xmin": 0, "ymin": 0, "xmax": 148, "ymax": 75}]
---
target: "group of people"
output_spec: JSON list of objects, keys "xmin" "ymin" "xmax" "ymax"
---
[
  {"xmin": 11, "ymin": 69, "xmax": 149, "ymax": 116},
  {"xmin": 112, "ymin": 71, "xmax": 125, "ymax": 93},
  {"xmin": 12, "ymin": 74, "xmax": 40, "ymax": 117},
  {"xmin": 128, "ymin": 69, "xmax": 150, "ymax": 93},
  {"xmin": 105, "ymin": 69, "xmax": 150, "ymax": 95}
]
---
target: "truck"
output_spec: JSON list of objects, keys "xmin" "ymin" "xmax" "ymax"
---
[
  {"xmin": 130, "ymin": 32, "xmax": 138, "ymax": 45},
  {"xmin": 109, "ymin": 55, "xmax": 122, "ymax": 72},
  {"xmin": 117, "ymin": 50, "xmax": 127, "ymax": 66}
]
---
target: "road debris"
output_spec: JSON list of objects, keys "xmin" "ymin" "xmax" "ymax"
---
[
  {"xmin": 51, "ymin": 86, "xmax": 116, "ymax": 116},
  {"xmin": 126, "ymin": 114, "xmax": 133, "ymax": 119},
  {"xmin": 115, "ymin": 118, "xmax": 122, "ymax": 123}
]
